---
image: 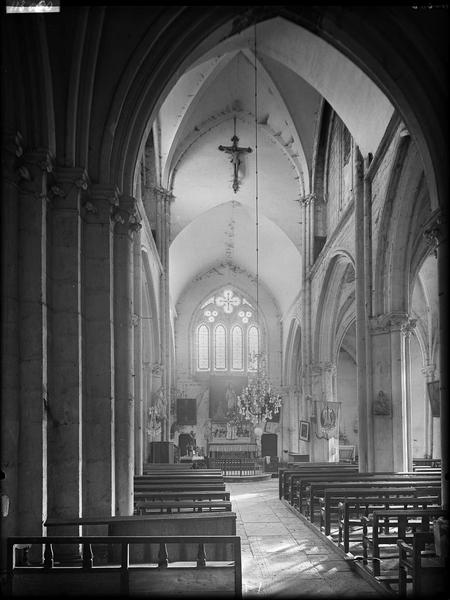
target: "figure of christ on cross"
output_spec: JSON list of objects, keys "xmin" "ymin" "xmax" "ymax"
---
[{"xmin": 218, "ymin": 134, "xmax": 252, "ymax": 193}]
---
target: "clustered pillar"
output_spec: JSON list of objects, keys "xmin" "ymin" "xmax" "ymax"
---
[
  {"xmin": 46, "ymin": 168, "xmax": 87, "ymax": 556},
  {"xmin": 82, "ymin": 185, "xmax": 118, "ymax": 519},
  {"xmin": 113, "ymin": 196, "xmax": 141, "ymax": 515},
  {"xmin": 154, "ymin": 186, "xmax": 173, "ymax": 442},
  {"xmin": 17, "ymin": 151, "xmax": 52, "ymax": 562}
]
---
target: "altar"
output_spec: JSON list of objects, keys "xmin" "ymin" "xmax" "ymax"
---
[{"xmin": 208, "ymin": 439, "xmax": 258, "ymax": 460}]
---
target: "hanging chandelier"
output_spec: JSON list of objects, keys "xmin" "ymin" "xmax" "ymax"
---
[
  {"xmin": 237, "ymin": 353, "xmax": 282, "ymax": 425},
  {"xmin": 236, "ymin": 24, "xmax": 282, "ymax": 428}
]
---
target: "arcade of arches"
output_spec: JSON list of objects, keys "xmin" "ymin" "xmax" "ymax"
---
[{"xmin": 1, "ymin": 4, "xmax": 448, "ymax": 587}]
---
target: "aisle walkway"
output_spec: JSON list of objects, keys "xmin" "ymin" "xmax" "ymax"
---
[{"xmin": 227, "ymin": 478, "xmax": 380, "ymax": 598}]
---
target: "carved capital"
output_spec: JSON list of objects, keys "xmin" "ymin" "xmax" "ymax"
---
[
  {"xmin": 298, "ymin": 192, "xmax": 317, "ymax": 207},
  {"xmin": 115, "ymin": 196, "xmax": 142, "ymax": 235},
  {"xmin": 323, "ymin": 361, "xmax": 337, "ymax": 375},
  {"xmin": 87, "ymin": 184, "xmax": 120, "ymax": 222},
  {"xmin": 369, "ymin": 312, "xmax": 410, "ymax": 334},
  {"xmin": 111, "ymin": 206, "xmax": 126, "ymax": 226},
  {"xmin": 38, "ymin": 153, "xmax": 54, "ymax": 174},
  {"xmin": 2, "ymin": 131, "xmax": 24, "ymax": 182},
  {"xmin": 47, "ymin": 185, "xmax": 66, "ymax": 205},
  {"xmin": 128, "ymin": 212, "xmax": 142, "ymax": 233},
  {"xmin": 50, "ymin": 168, "xmax": 89, "ymax": 207},
  {"xmin": 18, "ymin": 149, "xmax": 54, "ymax": 196},
  {"xmin": 423, "ymin": 224, "xmax": 442, "ymax": 259},
  {"xmin": 401, "ymin": 317, "xmax": 417, "ymax": 338},
  {"xmin": 4, "ymin": 130, "xmax": 24, "ymax": 158},
  {"xmin": 83, "ymin": 200, "xmax": 98, "ymax": 214},
  {"xmin": 151, "ymin": 363, "xmax": 162, "ymax": 376},
  {"xmin": 153, "ymin": 186, "xmax": 174, "ymax": 204},
  {"xmin": 421, "ymin": 364, "xmax": 436, "ymax": 380}
]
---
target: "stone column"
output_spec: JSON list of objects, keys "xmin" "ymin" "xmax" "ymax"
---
[
  {"xmin": 154, "ymin": 187, "xmax": 173, "ymax": 442},
  {"xmin": 133, "ymin": 233, "xmax": 143, "ymax": 476},
  {"xmin": 421, "ymin": 363, "xmax": 436, "ymax": 459},
  {"xmin": 299, "ymin": 194, "xmax": 315, "ymax": 458},
  {"xmin": 370, "ymin": 312, "xmax": 414, "ymax": 472},
  {"xmin": 46, "ymin": 168, "xmax": 87, "ymax": 553},
  {"xmin": 17, "ymin": 150, "xmax": 53, "ymax": 558},
  {"xmin": 1, "ymin": 132, "xmax": 23, "ymax": 569},
  {"xmin": 424, "ymin": 214, "xmax": 448, "ymax": 508},
  {"xmin": 354, "ymin": 147, "xmax": 369, "ymax": 472},
  {"xmin": 437, "ymin": 220, "xmax": 448, "ymax": 508},
  {"xmin": 400, "ymin": 318, "xmax": 416, "ymax": 472},
  {"xmin": 114, "ymin": 197, "xmax": 141, "ymax": 515},
  {"xmin": 82, "ymin": 185, "xmax": 118, "ymax": 519},
  {"xmin": 363, "ymin": 156, "xmax": 375, "ymax": 471}
]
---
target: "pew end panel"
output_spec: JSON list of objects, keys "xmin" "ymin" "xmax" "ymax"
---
[
  {"xmin": 397, "ymin": 532, "xmax": 447, "ymax": 598},
  {"xmin": 7, "ymin": 535, "xmax": 242, "ymax": 598}
]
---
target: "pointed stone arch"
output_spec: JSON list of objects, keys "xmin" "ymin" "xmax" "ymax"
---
[
  {"xmin": 373, "ymin": 133, "xmax": 433, "ymax": 316},
  {"xmin": 314, "ymin": 250, "xmax": 355, "ymax": 365},
  {"xmin": 284, "ymin": 318, "xmax": 302, "ymax": 389}
]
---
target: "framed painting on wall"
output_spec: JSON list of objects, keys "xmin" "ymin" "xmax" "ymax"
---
[{"xmin": 299, "ymin": 420, "xmax": 310, "ymax": 442}]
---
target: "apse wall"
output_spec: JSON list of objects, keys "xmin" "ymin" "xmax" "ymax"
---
[{"xmin": 172, "ymin": 263, "xmax": 282, "ymax": 452}]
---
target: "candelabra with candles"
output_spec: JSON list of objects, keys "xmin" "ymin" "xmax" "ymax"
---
[{"xmin": 237, "ymin": 352, "xmax": 282, "ymax": 425}]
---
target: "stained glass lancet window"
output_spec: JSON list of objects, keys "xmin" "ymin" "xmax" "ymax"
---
[
  {"xmin": 194, "ymin": 288, "xmax": 261, "ymax": 373},
  {"xmin": 231, "ymin": 325, "xmax": 243, "ymax": 370},
  {"xmin": 198, "ymin": 324, "xmax": 209, "ymax": 370},
  {"xmin": 214, "ymin": 325, "xmax": 226, "ymax": 370}
]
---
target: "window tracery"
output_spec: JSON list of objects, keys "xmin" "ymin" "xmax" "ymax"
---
[{"xmin": 194, "ymin": 288, "xmax": 260, "ymax": 373}]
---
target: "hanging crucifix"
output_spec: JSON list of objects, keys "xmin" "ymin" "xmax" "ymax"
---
[{"xmin": 218, "ymin": 116, "xmax": 252, "ymax": 193}]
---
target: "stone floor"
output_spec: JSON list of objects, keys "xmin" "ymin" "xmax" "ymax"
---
[{"xmin": 227, "ymin": 478, "xmax": 381, "ymax": 598}]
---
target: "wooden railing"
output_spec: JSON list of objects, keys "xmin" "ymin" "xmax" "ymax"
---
[
  {"xmin": 209, "ymin": 457, "xmax": 264, "ymax": 476},
  {"xmin": 7, "ymin": 535, "xmax": 242, "ymax": 597}
]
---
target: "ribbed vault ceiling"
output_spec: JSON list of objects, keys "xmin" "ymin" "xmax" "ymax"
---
[{"xmin": 158, "ymin": 17, "xmax": 394, "ymax": 317}]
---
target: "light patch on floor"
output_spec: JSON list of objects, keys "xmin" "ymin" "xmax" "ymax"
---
[{"xmin": 227, "ymin": 479, "xmax": 378, "ymax": 597}]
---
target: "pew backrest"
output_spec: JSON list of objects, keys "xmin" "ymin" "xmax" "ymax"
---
[{"xmin": 134, "ymin": 490, "xmax": 231, "ymax": 502}]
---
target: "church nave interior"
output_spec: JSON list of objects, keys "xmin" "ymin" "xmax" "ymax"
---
[{"xmin": 1, "ymin": 5, "xmax": 447, "ymax": 598}]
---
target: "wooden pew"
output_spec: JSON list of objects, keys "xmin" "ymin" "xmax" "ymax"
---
[
  {"xmin": 134, "ymin": 481, "xmax": 225, "ymax": 492},
  {"xmin": 45, "ymin": 512, "xmax": 237, "ymax": 563},
  {"xmin": 134, "ymin": 490, "xmax": 231, "ymax": 505},
  {"xmin": 397, "ymin": 531, "xmax": 447, "ymax": 598},
  {"xmin": 308, "ymin": 478, "xmax": 440, "ymax": 523},
  {"xmin": 412, "ymin": 467, "xmax": 441, "ymax": 474},
  {"xmin": 143, "ymin": 463, "xmax": 192, "ymax": 471},
  {"xmin": 280, "ymin": 464, "xmax": 358, "ymax": 501},
  {"xmin": 135, "ymin": 474, "xmax": 224, "ymax": 484},
  {"xmin": 302, "ymin": 476, "xmax": 440, "ymax": 521},
  {"xmin": 320, "ymin": 488, "xmax": 428, "ymax": 536},
  {"xmin": 278, "ymin": 463, "xmax": 358, "ymax": 500},
  {"xmin": 7, "ymin": 535, "xmax": 242, "ymax": 597},
  {"xmin": 288, "ymin": 471, "xmax": 397, "ymax": 508},
  {"xmin": 134, "ymin": 500, "xmax": 232, "ymax": 515},
  {"xmin": 287, "ymin": 468, "xmax": 437, "ymax": 506},
  {"xmin": 138, "ymin": 469, "xmax": 222, "ymax": 476},
  {"xmin": 283, "ymin": 466, "xmax": 359, "ymax": 503},
  {"xmin": 336, "ymin": 493, "xmax": 441, "ymax": 553},
  {"xmin": 412, "ymin": 458, "xmax": 441, "ymax": 469},
  {"xmin": 361, "ymin": 507, "xmax": 446, "ymax": 577}
]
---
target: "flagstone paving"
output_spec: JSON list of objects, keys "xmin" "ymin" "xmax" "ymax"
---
[{"xmin": 227, "ymin": 479, "xmax": 380, "ymax": 598}]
